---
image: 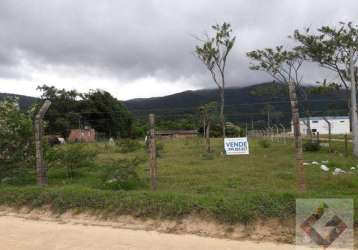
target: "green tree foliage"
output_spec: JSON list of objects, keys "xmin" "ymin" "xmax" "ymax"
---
[
  {"xmin": 294, "ymin": 22, "xmax": 358, "ymax": 156},
  {"xmin": 294, "ymin": 22, "xmax": 358, "ymax": 89},
  {"xmin": 81, "ymin": 90, "xmax": 132, "ymax": 138},
  {"xmin": 250, "ymin": 81, "xmax": 288, "ymax": 97},
  {"xmin": 247, "ymin": 46, "xmax": 303, "ymax": 84},
  {"xmin": 37, "ymin": 85, "xmax": 81, "ymax": 137},
  {"xmin": 0, "ymin": 99, "xmax": 33, "ymax": 179},
  {"xmin": 38, "ymin": 85, "xmax": 133, "ymax": 138},
  {"xmin": 156, "ymin": 116, "xmax": 197, "ymax": 130}
]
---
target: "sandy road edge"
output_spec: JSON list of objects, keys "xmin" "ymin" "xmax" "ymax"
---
[
  {"xmin": 1, "ymin": 207, "xmax": 357, "ymax": 249},
  {"xmin": 0, "ymin": 206, "xmax": 295, "ymax": 244}
]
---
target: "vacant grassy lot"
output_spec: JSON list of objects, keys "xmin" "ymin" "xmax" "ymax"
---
[{"xmin": 1, "ymin": 137, "xmax": 357, "ymax": 224}]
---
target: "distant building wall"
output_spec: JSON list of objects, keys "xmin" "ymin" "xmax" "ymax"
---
[
  {"xmin": 292, "ymin": 116, "xmax": 350, "ymax": 135},
  {"xmin": 68, "ymin": 129, "xmax": 96, "ymax": 142}
]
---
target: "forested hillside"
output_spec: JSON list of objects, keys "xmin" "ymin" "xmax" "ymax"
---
[
  {"xmin": 125, "ymin": 82, "xmax": 348, "ymax": 128},
  {"xmin": 1, "ymin": 82, "xmax": 349, "ymax": 129},
  {"xmin": 0, "ymin": 93, "xmax": 38, "ymax": 110}
]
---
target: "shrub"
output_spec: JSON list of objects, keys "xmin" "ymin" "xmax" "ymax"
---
[
  {"xmin": 116, "ymin": 139, "xmax": 142, "ymax": 153},
  {"xmin": 226, "ymin": 126, "xmax": 245, "ymax": 137},
  {"xmin": 303, "ymin": 141, "xmax": 320, "ymax": 152},
  {"xmin": 0, "ymin": 99, "xmax": 34, "ymax": 180},
  {"xmin": 100, "ymin": 158, "xmax": 143, "ymax": 190},
  {"xmin": 46, "ymin": 144, "xmax": 96, "ymax": 178},
  {"xmin": 259, "ymin": 139, "xmax": 271, "ymax": 148},
  {"xmin": 0, "ymin": 186, "xmax": 299, "ymax": 224}
]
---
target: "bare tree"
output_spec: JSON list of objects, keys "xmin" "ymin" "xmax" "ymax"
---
[
  {"xmin": 195, "ymin": 23, "xmax": 236, "ymax": 140},
  {"xmin": 247, "ymin": 46, "xmax": 306, "ymax": 192}
]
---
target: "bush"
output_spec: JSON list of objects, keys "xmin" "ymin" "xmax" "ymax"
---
[
  {"xmin": 0, "ymin": 186, "xmax": 299, "ymax": 224},
  {"xmin": 100, "ymin": 158, "xmax": 143, "ymax": 190},
  {"xmin": 226, "ymin": 126, "xmax": 245, "ymax": 137},
  {"xmin": 46, "ymin": 144, "xmax": 96, "ymax": 178},
  {"xmin": 0, "ymin": 99, "xmax": 34, "ymax": 180},
  {"xmin": 116, "ymin": 139, "xmax": 142, "ymax": 153},
  {"xmin": 259, "ymin": 139, "xmax": 271, "ymax": 148},
  {"xmin": 303, "ymin": 141, "xmax": 320, "ymax": 152}
]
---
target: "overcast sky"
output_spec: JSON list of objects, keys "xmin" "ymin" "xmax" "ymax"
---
[{"xmin": 0, "ymin": 0, "xmax": 357, "ymax": 100}]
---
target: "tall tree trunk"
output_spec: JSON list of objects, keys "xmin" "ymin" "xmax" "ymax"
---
[
  {"xmin": 220, "ymin": 87, "xmax": 226, "ymax": 139},
  {"xmin": 206, "ymin": 120, "xmax": 211, "ymax": 153},
  {"xmin": 288, "ymin": 82, "xmax": 305, "ymax": 192},
  {"xmin": 346, "ymin": 88, "xmax": 352, "ymax": 132},
  {"xmin": 349, "ymin": 52, "xmax": 358, "ymax": 157}
]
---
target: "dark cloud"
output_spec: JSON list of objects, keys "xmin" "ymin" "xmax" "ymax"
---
[{"xmin": 0, "ymin": 0, "xmax": 357, "ymax": 94}]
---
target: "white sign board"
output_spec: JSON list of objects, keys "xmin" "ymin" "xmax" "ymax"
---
[{"xmin": 224, "ymin": 137, "xmax": 249, "ymax": 155}]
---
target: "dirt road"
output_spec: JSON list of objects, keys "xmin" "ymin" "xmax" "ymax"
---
[{"xmin": 0, "ymin": 215, "xmax": 309, "ymax": 250}]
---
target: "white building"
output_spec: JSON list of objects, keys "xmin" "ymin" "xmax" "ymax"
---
[{"xmin": 293, "ymin": 116, "xmax": 350, "ymax": 135}]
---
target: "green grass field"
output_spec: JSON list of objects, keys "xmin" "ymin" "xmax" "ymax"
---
[{"xmin": 1, "ymin": 137, "xmax": 357, "ymax": 224}]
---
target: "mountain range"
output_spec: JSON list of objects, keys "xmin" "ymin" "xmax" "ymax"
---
[
  {"xmin": 125, "ymin": 82, "xmax": 348, "ymax": 127},
  {"xmin": 0, "ymin": 82, "xmax": 349, "ymax": 128}
]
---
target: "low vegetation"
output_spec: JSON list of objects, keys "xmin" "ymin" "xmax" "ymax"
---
[{"xmin": 1, "ymin": 137, "xmax": 358, "ymax": 224}]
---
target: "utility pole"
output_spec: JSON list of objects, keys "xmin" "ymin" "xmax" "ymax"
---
[
  {"xmin": 148, "ymin": 114, "xmax": 157, "ymax": 191},
  {"xmin": 35, "ymin": 100, "xmax": 51, "ymax": 186}
]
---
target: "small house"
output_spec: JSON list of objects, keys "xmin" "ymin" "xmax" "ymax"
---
[
  {"xmin": 68, "ymin": 127, "xmax": 96, "ymax": 142},
  {"xmin": 294, "ymin": 116, "xmax": 350, "ymax": 135},
  {"xmin": 155, "ymin": 130, "xmax": 198, "ymax": 139}
]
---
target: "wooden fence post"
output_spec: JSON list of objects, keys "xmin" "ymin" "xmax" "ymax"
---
[
  {"xmin": 148, "ymin": 114, "xmax": 157, "ymax": 191},
  {"xmin": 35, "ymin": 100, "xmax": 51, "ymax": 186}
]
